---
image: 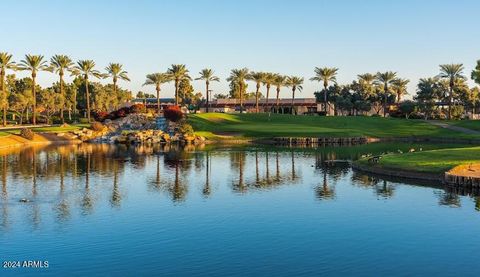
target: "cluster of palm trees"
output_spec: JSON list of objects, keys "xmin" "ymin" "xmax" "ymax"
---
[
  {"xmin": 226, "ymin": 68, "xmax": 305, "ymax": 113},
  {"xmin": 0, "ymin": 52, "xmax": 130, "ymax": 126},
  {"xmin": 1, "ymin": 50, "xmax": 477, "ymax": 127}
]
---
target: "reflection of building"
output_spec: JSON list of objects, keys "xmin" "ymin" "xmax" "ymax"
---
[{"xmin": 206, "ymin": 98, "xmax": 319, "ymax": 115}]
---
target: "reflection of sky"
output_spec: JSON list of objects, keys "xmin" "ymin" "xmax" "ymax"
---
[{"xmin": 1, "ymin": 145, "xmax": 480, "ymax": 275}]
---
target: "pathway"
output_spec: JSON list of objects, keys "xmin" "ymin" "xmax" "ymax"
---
[{"xmin": 426, "ymin": 121, "xmax": 480, "ymax": 135}]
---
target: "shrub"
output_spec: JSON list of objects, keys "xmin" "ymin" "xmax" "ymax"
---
[
  {"xmin": 114, "ymin": 107, "xmax": 130, "ymax": 118},
  {"xmin": 20, "ymin": 128, "xmax": 34, "ymax": 140},
  {"xmin": 163, "ymin": 105, "xmax": 184, "ymax": 122},
  {"xmin": 129, "ymin": 104, "xmax": 146, "ymax": 114},
  {"xmin": 179, "ymin": 121, "xmax": 194, "ymax": 136},
  {"xmin": 94, "ymin": 111, "xmax": 109, "ymax": 122},
  {"xmin": 79, "ymin": 118, "xmax": 90, "ymax": 124},
  {"xmin": 90, "ymin": 121, "xmax": 105, "ymax": 132}
]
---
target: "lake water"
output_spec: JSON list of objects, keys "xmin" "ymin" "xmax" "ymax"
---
[{"xmin": 1, "ymin": 143, "xmax": 480, "ymax": 276}]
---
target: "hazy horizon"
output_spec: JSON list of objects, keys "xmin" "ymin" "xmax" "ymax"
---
[{"xmin": 2, "ymin": 0, "xmax": 479, "ymax": 99}]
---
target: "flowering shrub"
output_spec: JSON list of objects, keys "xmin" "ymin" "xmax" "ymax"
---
[
  {"xmin": 114, "ymin": 107, "xmax": 130, "ymax": 119},
  {"xmin": 163, "ymin": 105, "xmax": 183, "ymax": 122},
  {"xmin": 94, "ymin": 111, "xmax": 109, "ymax": 122},
  {"xmin": 129, "ymin": 104, "xmax": 146, "ymax": 114}
]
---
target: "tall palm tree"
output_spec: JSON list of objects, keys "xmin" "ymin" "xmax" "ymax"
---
[
  {"xmin": 247, "ymin": 71, "xmax": 265, "ymax": 113},
  {"xmin": 262, "ymin": 72, "xmax": 276, "ymax": 110},
  {"xmin": 392, "ymin": 78, "xmax": 410, "ymax": 103},
  {"xmin": 18, "ymin": 55, "xmax": 49, "ymax": 125},
  {"xmin": 375, "ymin": 71, "xmax": 397, "ymax": 117},
  {"xmin": 49, "ymin": 55, "xmax": 74, "ymax": 123},
  {"xmin": 105, "ymin": 63, "xmax": 130, "ymax": 102},
  {"xmin": 167, "ymin": 64, "xmax": 191, "ymax": 105},
  {"xmin": 195, "ymin": 69, "xmax": 219, "ymax": 113},
  {"xmin": 0, "ymin": 52, "xmax": 16, "ymax": 127},
  {"xmin": 310, "ymin": 67, "xmax": 338, "ymax": 113},
  {"xmin": 143, "ymin": 73, "xmax": 172, "ymax": 113},
  {"xmin": 227, "ymin": 68, "xmax": 249, "ymax": 113},
  {"xmin": 273, "ymin": 74, "xmax": 287, "ymax": 110},
  {"xmin": 438, "ymin": 64, "xmax": 466, "ymax": 119},
  {"xmin": 286, "ymin": 76, "xmax": 304, "ymax": 115},
  {"xmin": 71, "ymin": 60, "xmax": 103, "ymax": 123}
]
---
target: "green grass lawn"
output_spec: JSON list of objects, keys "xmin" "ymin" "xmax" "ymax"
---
[
  {"xmin": 356, "ymin": 146, "xmax": 480, "ymax": 174},
  {"xmin": 450, "ymin": 120, "xmax": 480, "ymax": 132},
  {"xmin": 188, "ymin": 113, "xmax": 477, "ymax": 139},
  {"xmin": 0, "ymin": 124, "xmax": 89, "ymax": 136}
]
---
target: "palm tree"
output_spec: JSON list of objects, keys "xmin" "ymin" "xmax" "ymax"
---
[
  {"xmin": 438, "ymin": 64, "xmax": 466, "ymax": 119},
  {"xmin": 357, "ymin": 73, "xmax": 376, "ymax": 87},
  {"xmin": 375, "ymin": 71, "xmax": 397, "ymax": 117},
  {"xmin": 262, "ymin": 72, "xmax": 276, "ymax": 111},
  {"xmin": 286, "ymin": 76, "xmax": 304, "ymax": 115},
  {"xmin": 195, "ymin": 69, "xmax": 219, "ymax": 113},
  {"xmin": 227, "ymin": 68, "xmax": 249, "ymax": 113},
  {"xmin": 310, "ymin": 67, "xmax": 338, "ymax": 113},
  {"xmin": 71, "ymin": 60, "xmax": 103, "ymax": 123},
  {"xmin": 18, "ymin": 55, "xmax": 49, "ymax": 125},
  {"xmin": 105, "ymin": 63, "xmax": 130, "ymax": 103},
  {"xmin": 273, "ymin": 74, "xmax": 287, "ymax": 110},
  {"xmin": 49, "ymin": 55, "xmax": 74, "ymax": 123},
  {"xmin": 392, "ymin": 78, "xmax": 410, "ymax": 103},
  {"xmin": 247, "ymin": 71, "xmax": 265, "ymax": 113},
  {"xmin": 0, "ymin": 52, "xmax": 16, "ymax": 127},
  {"xmin": 167, "ymin": 64, "xmax": 191, "ymax": 105},
  {"xmin": 472, "ymin": 60, "xmax": 480, "ymax": 86},
  {"xmin": 143, "ymin": 73, "xmax": 172, "ymax": 113}
]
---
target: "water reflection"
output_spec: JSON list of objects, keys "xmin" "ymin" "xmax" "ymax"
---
[{"xmin": 0, "ymin": 143, "xmax": 479, "ymax": 231}]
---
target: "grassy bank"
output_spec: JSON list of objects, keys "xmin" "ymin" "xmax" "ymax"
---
[
  {"xmin": 188, "ymin": 113, "xmax": 478, "ymax": 140},
  {"xmin": 0, "ymin": 124, "xmax": 89, "ymax": 137},
  {"xmin": 450, "ymin": 120, "xmax": 480, "ymax": 132},
  {"xmin": 0, "ymin": 124, "xmax": 88, "ymax": 149},
  {"xmin": 355, "ymin": 146, "xmax": 480, "ymax": 174}
]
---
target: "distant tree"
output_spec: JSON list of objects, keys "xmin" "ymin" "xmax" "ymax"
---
[
  {"xmin": 18, "ymin": 54, "xmax": 49, "ymax": 125},
  {"xmin": 286, "ymin": 76, "xmax": 304, "ymax": 114},
  {"xmin": 247, "ymin": 71, "xmax": 265, "ymax": 112},
  {"xmin": 375, "ymin": 71, "xmax": 397, "ymax": 117},
  {"xmin": 438, "ymin": 63, "xmax": 465, "ymax": 119},
  {"xmin": 39, "ymin": 88, "xmax": 63, "ymax": 124},
  {"xmin": 0, "ymin": 52, "xmax": 16, "ymax": 126},
  {"xmin": 399, "ymin": 100, "xmax": 416, "ymax": 119},
  {"xmin": 167, "ymin": 64, "xmax": 191, "ymax": 105},
  {"xmin": 71, "ymin": 60, "xmax": 103, "ymax": 122},
  {"xmin": 49, "ymin": 55, "xmax": 74, "ymax": 123},
  {"xmin": 143, "ymin": 73, "xmax": 172, "ymax": 113},
  {"xmin": 262, "ymin": 72, "xmax": 276, "ymax": 109},
  {"xmin": 9, "ymin": 88, "xmax": 33, "ymax": 125},
  {"xmin": 227, "ymin": 68, "xmax": 249, "ymax": 112},
  {"xmin": 392, "ymin": 78, "xmax": 409, "ymax": 103},
  {"xmin": 273, "ymin": 74, "xmax": 287, "ymax": 109},
  {"xmin": 178, "ymin": 78, "xmax": 199, "ymax": 106},
  {"xmin": 415, "ymin": 77, "xmax": 440, "ymax": 119},
  {"xmin": 214, "ymin": 93, "xmax": 228, "ymax": 99},
  {"xmin": 195, "ymin": 69, "xmax": 219, "ymax": 113},
  {"xmin": 471, "ymin": 60, "xmax": 480, "ymax": 86},
  {"xmin": 310, "ymin": 67, "xmax": 338, "ymax": 112},
  {"xmin": 105, "ymin": 63, "xmax": 130, "ymax": 103}
]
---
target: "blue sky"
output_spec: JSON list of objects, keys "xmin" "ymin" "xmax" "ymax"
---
[{"xmin": 1, "ymin": 0, "xmax": 479, "ymax": 99}]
